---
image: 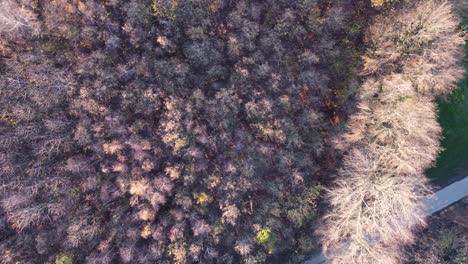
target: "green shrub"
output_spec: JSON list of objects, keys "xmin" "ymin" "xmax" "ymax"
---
[
  {"xmin": 287, "ymin": 185, "xmax": 321, "ymax": 228},
  {"xmin": 55, "ymin": 253, "xmax": 74, "ymax": 264},
  {"xmin": 256, "ymin": 226, "xmax": 276, "ymax": 253}
]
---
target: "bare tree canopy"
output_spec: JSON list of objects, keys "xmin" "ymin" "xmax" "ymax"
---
[{"xmin": 322, "ymin": 1, "xmax": 465, "ymax": 263}]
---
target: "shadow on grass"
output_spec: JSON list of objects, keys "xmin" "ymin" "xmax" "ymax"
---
[{"xmin": 427, "ymin": 11, "xmax": 468, "ymax": 186}]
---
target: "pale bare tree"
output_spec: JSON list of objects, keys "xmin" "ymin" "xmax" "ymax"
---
[
  {"xmin": 1, "ymin": 194, "xmax": 48, "ymax": 232},
  {"xmin": 323, "ymin": 75, "xmax": 439, "ymax": 264},
  {"xmin": 0, "ymin": 0, "xmax": 39, "ymax": 37},
  {"xmin": 322, "ymin": 1, "xmax": 465, "ymax": 263},
  {"xmin": 362, "ymin": 0, "xmax": 464, "ymax": 95}
]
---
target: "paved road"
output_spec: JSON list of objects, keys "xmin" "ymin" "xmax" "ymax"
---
[
  {"xmin": 304, "ymin": 176, "xmax": 468, "ymax": 264},
  {"xmin": 424, "ymin": 176, "xmax": 468, "ymax": 215}
]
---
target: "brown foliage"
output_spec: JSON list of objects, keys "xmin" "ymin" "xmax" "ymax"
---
[{"xmin": 0, "ymin": 0, "xmax": 365, "ymax": 263}]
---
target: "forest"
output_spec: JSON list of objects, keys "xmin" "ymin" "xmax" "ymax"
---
[{"xmin": 0, "ymin": 0, "xmax": 465, "ymax": 264}]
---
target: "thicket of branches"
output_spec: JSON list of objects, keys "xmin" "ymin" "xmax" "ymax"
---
[
  {"xmin": 322, "ymin": 1, "xmax": 465, "ymax": 263},
  {"xmin": 0, "ymin": 0, "xmax": 367, "ymax": 263},
  {"xmin": 404, "ymin": 199, "xmax": 468, "ymax": 263},
  {"xmin": 0, "ymin": 0, "xmax": 38, "ymax": 37}
]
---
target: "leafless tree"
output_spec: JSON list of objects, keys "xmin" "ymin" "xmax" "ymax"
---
[
  {"xmin": 363, "ymin": 0, "xmax": 464, "ymax": 95},
  {"xmin": 0, "ymin": 0, "xmax": 39, "ymax": 37},
  {"xmin": 1, "ymin": 194, "xmax": 48, "ymax": 232},
  {"xmin": 322, "ymin": 1, "xmax": 465, "ymax": 263},
  {"xmin": 323, "ymin": 75, "xmax": 439, "ymax": 263}
]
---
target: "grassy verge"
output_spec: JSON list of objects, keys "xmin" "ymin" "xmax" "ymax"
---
[{"xmin": 427, "ymin": 11, "xmax": 468, "ymax": 185}]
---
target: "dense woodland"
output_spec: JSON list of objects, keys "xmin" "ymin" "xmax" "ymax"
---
[
  {"xmin": 0, "ymin": 0, "xmax": 367, "ymax": 263},
  {"xmin": 0, "ymin": 0, "xmax": 465, "ymax": 264}
]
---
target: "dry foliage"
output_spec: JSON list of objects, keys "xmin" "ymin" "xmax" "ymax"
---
[
  {"xmin": 0, "ymin": 0, "xmax": 365, "ymax": 263},
  {"xmin": 323, "ymin": 0, "xmax": 465, "ymax": 263}
]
